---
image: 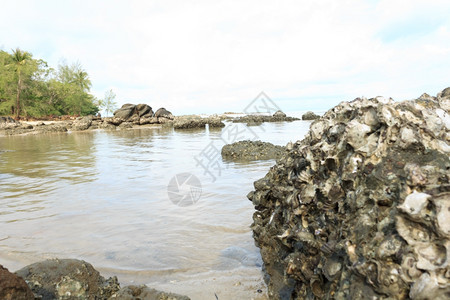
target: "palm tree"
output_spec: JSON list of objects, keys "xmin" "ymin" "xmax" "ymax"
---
[
  {"xmin": 73, "ymin": 69, "xmax": 91, "ymax": 92},
  {"xmin": 11, "ymin": 48, "xmax": 31, "ymax": 118}
]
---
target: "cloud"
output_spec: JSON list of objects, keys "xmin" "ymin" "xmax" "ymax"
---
[{"xmin": 1, "ymin": 0, "xmax": 449, "ymax": 114}]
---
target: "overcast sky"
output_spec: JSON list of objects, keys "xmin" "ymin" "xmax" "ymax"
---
[{"xmin": 1, "ymin": 0, "xmax": 449, "ymax": 114}]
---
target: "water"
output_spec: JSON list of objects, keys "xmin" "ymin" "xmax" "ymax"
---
[{"xmin": 0, "ymin": 119, "xmax": 312, "ymax": 299}]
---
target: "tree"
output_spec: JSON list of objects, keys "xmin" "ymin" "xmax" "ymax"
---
[
  {"xmin": 101, "ymin": 89, "xmax": 118, "ymax": 117},
  {"xmin": 0, "ymin": 49, "xmax": 100, "ymax": 117},
  {"xmin": 11, "ymin": 48, "xmax": 32, "ymax": 118},
  {"xmin": 73, "ymin": 69, "xmax": 91, "ymax": 92}
]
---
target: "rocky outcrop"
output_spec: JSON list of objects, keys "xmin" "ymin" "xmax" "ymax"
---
[
  {"xmin": 248, "ymin": 89, "xmax": 450, "ymax": 299},
  {"xmin": 110, "ymin": 285, "xmax": 190, "ymax": 300},
  {"xmin": 221, "ymin": 140, "xmax": 285, "ymax": 161},
  {"xmin": 301, "ymin": 111, "xmax": 320, "ymax": 120},
  {"xmin": 0, "ymin": 265, "xmax": 34, "ymax": 300},
  {"xmin": 15, "ymin": 259, "xmax": 120, "ymax": 299},
  {"xmin": 173, "ymin": 115, "xmax": 225, "ymax": 129},
  {"xmin": 232, "ymin": 113, "xmax": 299, "ymax": 124},
  {"xmin": 110, "ymin": 105, "xmax": 175, "ymax": 126},
  {"xmin": 113, "ymin": 103, "xmax": 154, "ymax": 121}
]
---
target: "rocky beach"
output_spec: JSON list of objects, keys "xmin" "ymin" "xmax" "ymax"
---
[{"xmin": 1, "ymin": 88, "xmax": 449, "ymax": 299}]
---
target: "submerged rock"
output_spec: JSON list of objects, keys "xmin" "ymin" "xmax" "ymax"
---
[
  {"xmin": 301, "ymin": 111, "xmax": 320, "ymax": 120},
  {"xmin": 15, "ymin": 259, "xmax": 120, "ymax": 300},
  {"xmin": 110, "ymin": 285, "xmax": 190, "ymax": 300},
  {"xmin": 248, "ymin": 89, "xmax": 450, "ymax": 299},
  {"xmin": 221, "ymin": 140, "xmax": 285, "ymax": 161},
  {"xmin": 0, "ymin": 265, "xmax": 34, "ymax": 300}
]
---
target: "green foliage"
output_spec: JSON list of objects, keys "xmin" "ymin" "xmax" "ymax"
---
[{"xmin": 0, "ymin": 49, "xmax": 99, "ymax": 118}]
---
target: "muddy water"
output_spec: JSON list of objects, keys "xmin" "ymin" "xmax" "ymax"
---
[{"xmin": 0, "ymin": 120, "xmax": 311, "ymax": 299}]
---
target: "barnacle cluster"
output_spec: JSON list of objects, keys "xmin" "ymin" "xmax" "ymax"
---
[{"xmin": 248, "ymin": 88, "xmax": 450, "ymax": 299}]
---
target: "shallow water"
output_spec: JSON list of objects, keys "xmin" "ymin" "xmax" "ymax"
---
[{"xmin": 0, "ymin": 119, "xmax": 311, "ymax": 299}]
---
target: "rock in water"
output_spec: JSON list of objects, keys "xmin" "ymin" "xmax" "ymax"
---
[
  {"xmin": 15, "ymin": 259, "xmax": 120, "ymax": 299},
  {"xmin": 221, "ymin": 140, "xmax": 285, "ymax": 161},
  {"xmin": 0, "ymin": 265, "xmax": 34, "ymax": 300},
  {"xmin": 273, "ymin": 110, "xmax": 287, "ymax": 118},
  {"xmin": 301, "ymin": 111, "xmax": 320, "ymax": 120},
  {"xmin": 248, "ymin": 89, "xmax": 450, "ymax": 299}
]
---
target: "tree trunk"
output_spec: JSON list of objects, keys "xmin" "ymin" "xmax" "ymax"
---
[{"xmin": 15, "ymin": 77, "xmax": 21, "ymax": 118}]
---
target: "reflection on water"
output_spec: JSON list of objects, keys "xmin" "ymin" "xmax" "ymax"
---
[{"xmin": 0, "ymin": 121, "xmax": 311, "ymax": 299}]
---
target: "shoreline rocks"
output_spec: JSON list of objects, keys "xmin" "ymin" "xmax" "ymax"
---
[
  {"xmin": 0, "ymin": 106, "xmax": 305, "ymax": 136},
  {"xmin": 2, "ymin": 259, "xmax": 191, "ymax": 300},
  {"xmin": 248, "ymin": 88, "xmax": 450, "ymax": 299},
  {"xmin": 221, "ymin": 140, "xmax": 285, "ymax": 161}
]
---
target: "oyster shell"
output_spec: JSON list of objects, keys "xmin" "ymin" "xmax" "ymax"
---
[{"xmin": 250, "ymin": 87, "xmax": 450, "ymax": 299}]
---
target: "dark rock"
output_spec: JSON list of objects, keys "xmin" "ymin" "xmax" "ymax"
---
[
  {"xmin": 15, "ymin": 259, "xmax": 120, "ymax": 300},
  {"xmin": 301, "ymin": 111, "xmax": 320, "ymax": 120},
  {"xmin": 221, "ymin": 140, "xmax": 285, "ymax": 161},
  {"xmin": 113, "ymin": 104, "xmax": 157, "ymax": 122},
  {"xmin": 135, "ymin": 104, "xmax": 153, "ymax": 118},
  {"xmin": 273, "ymin": 110, "xmax": 286, "ymax": 118},
  {"xmin": 249, "ymin": 93, "xmax": 450, "ymax": 299},
  {"xmin": 154, "ymin": 108, "xmax": 174, "ymax": 120},
  {"xmin": 0, "ymin": 265, "xmax": 34, "ymax": 300},
  {"xmin": 113, "ymin": 104, "xmax": 136, "ymax": 120},
  {"xmin": 111, "ymin": 285, "xmax": 190, "ymax": 300}
]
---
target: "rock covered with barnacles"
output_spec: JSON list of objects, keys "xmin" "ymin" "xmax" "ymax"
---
[{"xmin": 248, "ymin": 89, "xmax": 450, "ymax": 299}]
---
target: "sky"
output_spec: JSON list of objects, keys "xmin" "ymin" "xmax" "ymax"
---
[{"xmin": 1, "ymin": 0, "xmax": 449, "ymax": 115}]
